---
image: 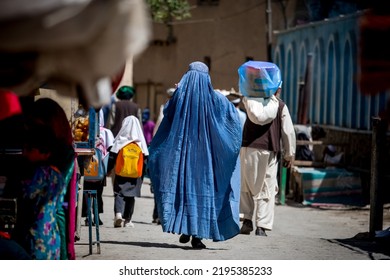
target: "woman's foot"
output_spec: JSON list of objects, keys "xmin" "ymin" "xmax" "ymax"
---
[
  {"xmin": 179, "ymin": 234, "xmax": 191, "ymax": 244},
  {"xmin": 191, "ymin": 237, "xmax": 206, "ymax": 249}
]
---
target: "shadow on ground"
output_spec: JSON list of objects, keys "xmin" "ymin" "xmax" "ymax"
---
[
  {"xmin": 330, "ymin": 232, "xmax": 390, "ymax": 260},
  {"xmin": 99, "ymin": 240, "xmax": 226, "ymax": 251}
]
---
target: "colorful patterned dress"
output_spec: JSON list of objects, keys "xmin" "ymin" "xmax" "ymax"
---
[{"xmin": 20, "ymin": 165, "xmax": 66, "ymax": 260}]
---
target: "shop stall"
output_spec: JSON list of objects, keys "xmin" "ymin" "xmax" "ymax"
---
[{"xmin": 0, "ymin": 91, "xmax": 101, "ymax": 257}]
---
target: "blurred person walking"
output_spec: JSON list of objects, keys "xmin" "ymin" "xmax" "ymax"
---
[
  {"xmin": 106, "ymin": 85, "xmax": 142, "ymax": 137},
  {"xmin": 142, "ymin": 108, "xmax": 155, "ymax": 146}
]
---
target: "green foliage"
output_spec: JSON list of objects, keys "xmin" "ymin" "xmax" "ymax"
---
[{"xmin": 146, "ymin": 0, "xmax": 191, "ymax": 24}]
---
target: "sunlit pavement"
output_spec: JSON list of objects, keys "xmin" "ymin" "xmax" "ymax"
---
[{"xmin": 75, "ymin": 177, "xmax": 390, "ymax": 260}]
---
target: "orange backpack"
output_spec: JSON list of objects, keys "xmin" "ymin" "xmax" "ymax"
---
[
  {"xmin": 115, "ymin": 142, "xmax": 143, "ymax": 178},
  {"xmin": 84, "ymin": 148, "xmax": 106, "ymax": 181}
]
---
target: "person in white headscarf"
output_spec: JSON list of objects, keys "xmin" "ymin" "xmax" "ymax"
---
[{"xmin": 106, "ymin": 115, "xmax": 149, "ymax": 228}]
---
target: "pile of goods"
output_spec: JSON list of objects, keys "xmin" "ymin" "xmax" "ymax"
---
[{"xmin": 73, "ymin": 114, "xmax": 89, "ymax": 142}]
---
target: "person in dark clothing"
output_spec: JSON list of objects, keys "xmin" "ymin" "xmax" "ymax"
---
[
  {"xmin": 106, "ymin": 85, "xmax": 142, "ymax": 137},
  {"xmin": 295, "ymin": 131, "xmax": 315, "ymax": 161}
]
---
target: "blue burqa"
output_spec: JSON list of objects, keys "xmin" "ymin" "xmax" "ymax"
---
[{"xmin": 148, "ymin": 62, "xmax": 242, "ymax": 241}]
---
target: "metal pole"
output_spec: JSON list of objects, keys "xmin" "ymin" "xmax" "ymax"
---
[
  {"xmin": 266, "ymin": 0, "xmax": 272, "ymax": 62},
  {"xmin": 369, "ymin": 116, "xmax": 384, "ymax": 238},
  {"xmin": 280, "ymin": 166, "xmax": 287, "ymax": 205},
  {"xmin": 301, "ymin": 53, "xmax": 313, "ymax": 124}
]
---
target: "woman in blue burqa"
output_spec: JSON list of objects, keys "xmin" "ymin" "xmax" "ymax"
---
[{"xmin": 148, "ymin": 61, "xmax": 242, "ymax": 249}]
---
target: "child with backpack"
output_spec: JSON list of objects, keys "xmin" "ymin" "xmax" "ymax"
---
[{"xmin": 106, "ymin": 116, "xmax": 149, "ymax": 228}]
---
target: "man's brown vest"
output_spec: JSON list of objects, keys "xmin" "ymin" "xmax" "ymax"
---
[{"xmin": 241, "ymin": 98, "xmax": 285, "ymax": 152}]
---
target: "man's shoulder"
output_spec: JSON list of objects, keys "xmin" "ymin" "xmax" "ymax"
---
[
  {"xmin": 273, "ymin": 96, "xmax": 285, "ymax": 112},
  {"xmin": 116, "ymin": 100, "xmax": 139, "ymax": 107}
]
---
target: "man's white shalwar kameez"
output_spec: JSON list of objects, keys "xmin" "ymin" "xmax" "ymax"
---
[{"xmin": 240, "ymin": 96, "xmax": 295, "ymax": 230}]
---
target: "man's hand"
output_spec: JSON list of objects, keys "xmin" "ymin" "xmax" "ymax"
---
[{"xmin": 283, "ymin": 160, "xmax": 292, "ymax": 168}]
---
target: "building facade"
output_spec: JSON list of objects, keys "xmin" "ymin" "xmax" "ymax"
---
[
  {"xmin": 274, "ymin": 11, "xmax": 390, "ymax": 131},
  {"xmin": 133, "ymin": 0, "xmax": 289, "ymax": 120}
]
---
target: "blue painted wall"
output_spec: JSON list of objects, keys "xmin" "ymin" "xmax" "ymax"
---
[{"xmin": 274, "ymin": 12, "xmax": 389, "ymax": 131}]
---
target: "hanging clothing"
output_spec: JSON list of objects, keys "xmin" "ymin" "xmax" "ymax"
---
[
  {"xmin": 66, "ymin": 159, "xmax": 77, "ymax": 260},
  {"xmin": 57, "ymin": 159, "xmax": 75, "ymax": 260},
  {"xmin": 148, "ymin": 61, "xmax": 242, "ymax": 241}
]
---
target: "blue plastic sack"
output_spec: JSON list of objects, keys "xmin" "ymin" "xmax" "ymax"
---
[{"xmin": 238, "ymin": 61, "xmax": 282, "ymax": 98}]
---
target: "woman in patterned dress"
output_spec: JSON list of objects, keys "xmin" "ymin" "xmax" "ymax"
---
[{"xmin": 13, "ymin": 124, "xmax": 68, "ymax": 259}]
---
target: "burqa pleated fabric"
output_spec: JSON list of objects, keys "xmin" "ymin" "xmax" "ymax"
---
[{"xmin": 148, "ymin": 61, "xmax": 242, "ymax": 241}]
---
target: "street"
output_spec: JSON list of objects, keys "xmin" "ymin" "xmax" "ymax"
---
[{"xmin": 75, "ymin": 178, "xmax": 390, "ymax": 260}]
